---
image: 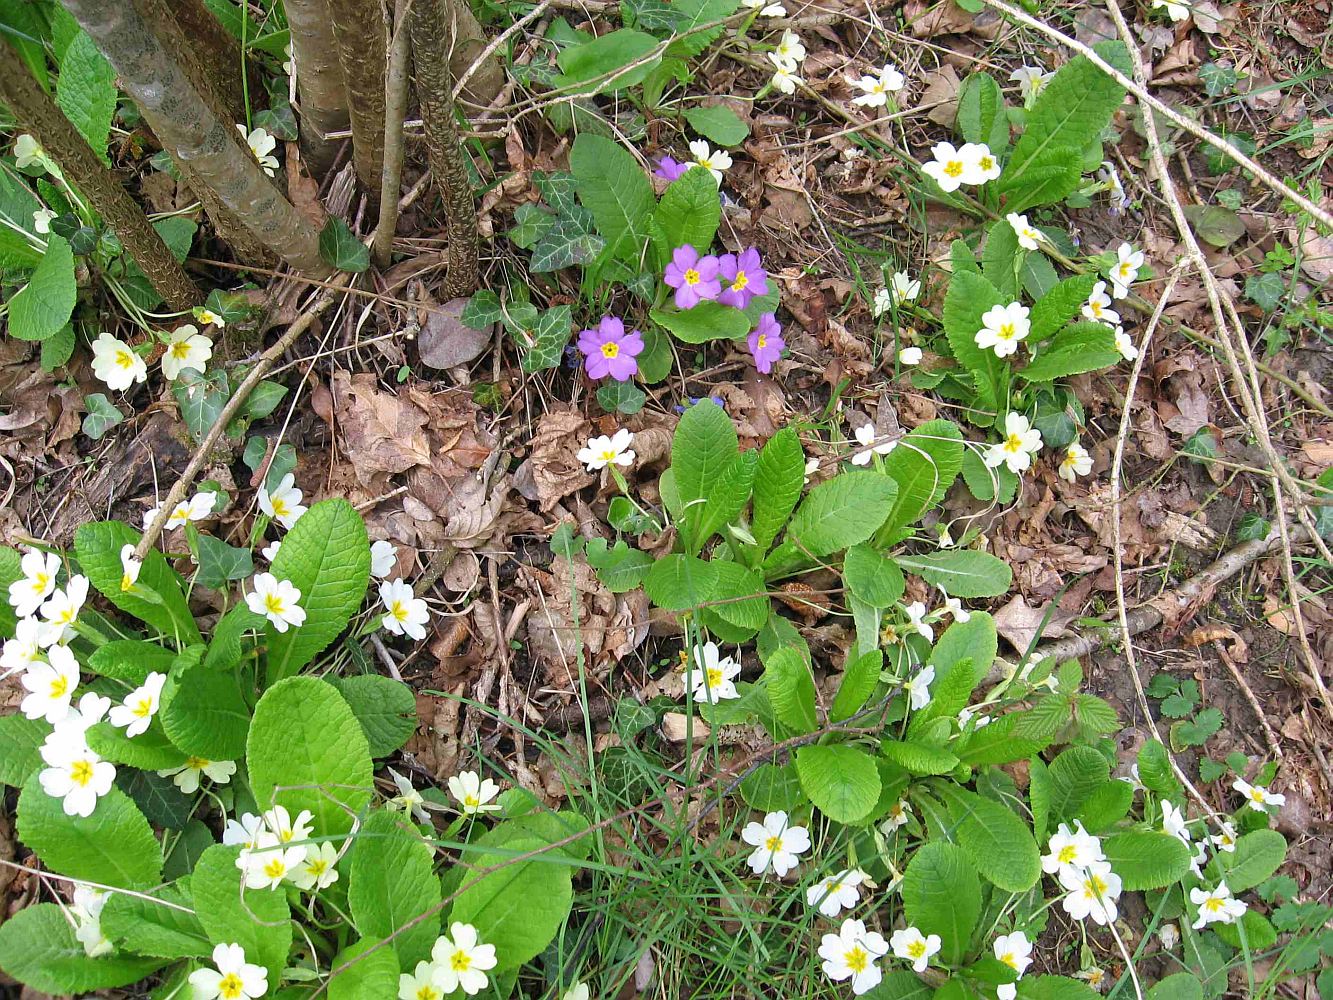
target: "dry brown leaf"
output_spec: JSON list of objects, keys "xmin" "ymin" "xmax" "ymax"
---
[
  {"xmin": 418, "ymin": 297, "xmax": 492, "ymax": 370},
  {"xmin": 332, "ymin": 371, "xmax": 433, "ymax": 484},
  {"xmin": 992, "ymin": 594, "xmax": 1076, "ymax": 653},
  {"xmin": 525, "ymin": 409, "xmax": 595, "ymax": 512}
]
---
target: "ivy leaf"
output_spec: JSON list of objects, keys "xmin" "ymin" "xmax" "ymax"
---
[
  {"xmin": 596, "ymin": 379, "xmax": 646, "ymax": 415},
  {"xmin": 190, "ymin": 531, "xmax": 254, "ymax": 589},
  {"xmin": 81, "ymin": 393, "xmax": 125, "ymax": 440},
  {"xmin": 173, "ymin": 367, "xmax": 231, "ymax": 443},
  {"xmin": 517, "ymin": 305, "xmax": 573, "ymax": 373},
  {"xmin": 318, "ymin": 217, "xmax": 370, "ymax": 272},
  {"xmin": 461, "ymin": 290, "xmax": 502, "ymax": 328},
  {"xmin": 585, "ymin": 538, "xmax": 653, "ymax": 593}
]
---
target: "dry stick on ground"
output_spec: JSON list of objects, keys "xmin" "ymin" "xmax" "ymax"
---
[
  {"xmin": 410, "ymin": 0, "xmax": 480, "ymax": 297},
  {"xmin": 1213, "ymin": 640, "xmax": 1284, "ymax": 761},
  {"xmin": 285, "ymin": 0, "xmax": 350, "ymax": 179},
  {"xmin": 327, "ymin": 0, "xmax": 388, "ymax": 208},
  {"xmin": 62, "ymin": 0, "xmax": 330, "ymax": 274},
  {"xmin": 372, "ymin": 0, "xmax": 415, "ymax": 268},
  {"xmin": 134, "ymin": 277, "xmax": 349, "ymax": 559},
  {"xmin": 0, "ymin": 44, "xmax": 202, "ymax": 311},
  {"xmin": 1098, "ymin": 0, "xmax": 1332, "ymax": 716}
]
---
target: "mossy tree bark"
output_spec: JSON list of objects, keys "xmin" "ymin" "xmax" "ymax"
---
[
  {"xmin": 410, "ymin": 0, "xmax": 479, "ymax": 296},
  {"xmin": 166, "ymin": 0, "xmax": 253, "ymax": 122},
  {"xmin": 327, "ymin": 0, "xmax": 388, "ymax": 209},
  {"xmin": 0, "ymin": 40, "xmax": 202, "ymax": 310},
  {"xmin": 284, "ymin": 0, "xmax": 350, "ymax": 179},
  {"xmin": 60, "ymin": 0, "xmax": 330, "ymax": 275}
]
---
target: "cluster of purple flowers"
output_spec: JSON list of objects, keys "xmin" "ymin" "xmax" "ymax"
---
[{"xmin": 664, "ymin": 243, "xmax": 785, "ymax": 374}]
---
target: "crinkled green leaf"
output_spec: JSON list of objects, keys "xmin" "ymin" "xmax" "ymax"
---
[
  {"xmin": 788, "ymin": 471, "xmax": 898, "ymax": 558},
  {"xmin": 348, "ymin": 809, "xmax": 441, "ymax": 969},
  {"xmin": 795, "ymin": 744, "xmax": 880, "ymax": 823},
  {"xmin": 654, "ymin": 167, "xmax": 720, "ymax": 254},
  {"xmin": 191, "ymin": 845, "xmax": 291, "ymax": 982},
  {"xmin": 879, "ymin": 419, "xmax": 964, "ymax": 534},
  {"xmin": 100, "ymin": 881, "xmax": 211, "ymax": 960},
  {"xmin": 9, "ymin": 234, "xmax": 76, "ymax": 341},
  {"xmin": 328, "ymin": 937, "xmax": 401, "ymax": 999},
  {"xmin": 902, "ymin": 841, "xmax": 980, "ymax": 965},
  {"xmin": 1020, "ymin": 322, "xmax": 1120, "ymax": 382},
  {"xmin": 570, "ymin": 134, "xmax": 656, "ymax": 258},
  {"xmin": 0, "ymin": 903, "xmax": 164, "ymax": 993},
  {"xmin": 0, "ymin": 713, "xmax": 46, "ymax": 787},
  {"xmin": 160, "ymin": 657, "xmax": 250, "ymax": 760},
  {"xmin": 75, "ymin": 520, "xmax": 202, "ymax": 644},
  {"xmin": 649, "ymin": 300, "xmax": 750, "ymax": 344},
  {"xmin": 750, "ymin": 427, "xmax": 805, "ymax": 553},
  {"xmin": 329, "ymin": 675, "xmax": 417, "ymax": 758},
  {"xmin": 452, "ymin": 836, "xmax": 574, "ymax": 969},
  {"xmin": 895, "ymin": 549, "xmax": 1012, "ymax": 598},
  {"xmin": 56, "ymin": 32, "xmax": 117, "ymax": 165}
]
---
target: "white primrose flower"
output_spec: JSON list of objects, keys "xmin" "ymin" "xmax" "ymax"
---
[
  {"xmin": 1210, "ymin": 821, "xmax": 1238, "ymax": 853},
  {"xmin": 850, "ymin": 64, "xmax": 906, "ymax": 107},
  {"xmin": 189, "ymin": 942, "xmax": 269, "ymax": 1000},
  {"xmin": 689, "ymin": 139, "xmax": 733, "ymax": 185},
  {"xmin": 959, "ymin": 142, "xmax": 1002, "ymax": 184},
  {"xmin": 380, "ymin": 579, "xmax": 430, "ymax": 641},
  {"xmin": 821, "ymin": 918, "xmax": 890, "ymax": 995},
  {"xmin": 223, "ymin": 812, "xmax": 266, "ymax": 850},
  {"xmin": 772, "ymin": 29, "xmax": 806, "ymax": 70},
  {"xmin": 904, "ymin": 663, "xmax": 935, "ymax": 710},
  {"xmin": 939, "ymin": 589, "xmax": 970, "ymax": 622},
  {"xmin": 1009, "ymin": 65, "xmax": 1053, "ymax": 106},
  {"xmin": 1081, "ymin": 281, "xmax": 1120, "ymax": 326},
  {"xmin": 20, "ymin": 644, "xmax": 80, "ymax": 723},
  {"xmin": 262, "ymin": 804, "xmax": 315, "ymax": 844},
  {"xmin": 1152, "ymin": 0, "xmax": 1190, "ymax": 21},
  {"xmin": 39, "ymin": 728, "xmax": 115, "ymax": 817},
  {"xmin": 38, "ymin": 574, "xmax": 89, "ymax": 645},
  {"xmin": 742, "ymin": 0, "xmax": 787, "ymax": 16},
  {"xmin": 237, "ymin": 124, "xmax": 280, "ymax": 176},
  {"xmin": 108, "ymin": 671, "xmax": 167, "ymax": 737},
  {"xmin": 448, "ymin": 770, "xmax": 501, "ymax": 815},
  {"xmin": 1099, "ymin": 160, "xmax": 1131, "ymax": 214},
  {"xmin": 803, "ymin": 457, "xmax": 820, "ymax": 485},
  {"xmin": 143, "ymin": 491, "xmax": 217, "ymax": 532},
  {"xmin": 9, "ymin": 548, "xmax": 61, "ymax": 618},
  {"xmin": 683, "ymin": 640, "xmax": 743, "ymax": 703},
  {"xmin": 1191, "ymin": 882, "xmax": 1247, "ymax": 929},
  {"xmin": 1074, "ymin": 966, "xmax": 1108, "ymax": 992},
  {"xmin": 890, "ymin": 270, "xmax": 922, "ymax": 303},
  {"xmin": 388, "ymin": 767, "xmax": 433, "ymax": 823},
  {"xmin": 741, "ymin": 810, "xmax": 810, "ymax": 877},
  {"xmin": 1108, "ymin": 242, "xmax": 1144, "ymax": 298},
  {"xmin": 577, "ymin": 429, "xmax": 635, "ymax": 472},
  {"xmin": 160, "ymin": 324, "xmax": 213, "ymax": 380},
  {"xmin": 974, "ymin": 301, "xmax": 1031, "ymax": 358},
  {"xmin": 33, "ymin": 208, "xmax": 56, "ymax": 235},
  {"xmin": 1059, "ymin": 860, "xmax": 1123, "ymax": 926},
  {"xmin": 290, "ymin": 840, "xmax": 341, "ymax": 891},
  {"xmin": 260, "ymin": 540, "xmax": 281, "ymax": 562},
  {"xmin": 431, "ymin": 922, "xmax": 498, "ymax": 996},
  {"xmin": 14, "ymin": 134, "xmax": 49, "ymax": 171},
  {"xmin": 238, "ymin": 832, "xmax": 306, "ymax": 890},
  {"xmin": 1111, "ymin": 325, "xmax": 1138, "ymax": 362},
  {"xmin": 561, "ymin": 985, "xmax": 590, "ymax": 1000},
  {"xmin": 872, "ymin": 287, "xmax": 893, "ymax": 317},
  {"xmin": 958, "ymin": 705, "xmax": 991, "ymax": 729},
  {"xmin": 245, "ymin": 572, "xmax": 307, "ymax": 632},
  {"xmin": 880, "ymin": 798, "xmax": 911, "ymax": 832},
  {"xmin": 922, "ymin": 141, "xmax": 970, "ymax": 193},
  {"xmin": 890, "ymin": 926, "xmax": 941, "ymax": 974},
  {"xmin": 1042, "ymin": 820, "xmax": 1105, "ymax": 877},
  {"xmin": 258, "ymin": 473, "xmax": 307, "ymax": 529},
  {"xmin": 195, "ymin": 306, "xmax": 226, "ymax": 328},
  {"xmin": 1059, "ymin": 442, "xmax": 1093, "ymax": 482},
  {"xmin": 1189, "ymin": 838, "xmax": 1209, "ymax": 876},
  {"xmin": 1233, "ymin": 777, "xmax": 1285, "ymax": 813},
  {"xmin": 1, "ymin": 617, "xmax": 47, "ymax": 678},
  {"xmin": 806, "ymin": 868, "xmax": 868, "ymax": 918},
  {"xmin": 994, "ymin": 930, "xmax": 1033, "ymax": 990},
  {"xmin": 370, "ymin": 539, "xmax": 399, "ymax": 578},
  {"xmin": 118, "ymin": 544, "xmax": 142, "ymax": 593},
  {"xmin": 984, "ymin": 412, "xmax": 1044, "ymax": 476},
  {"xmin": 91, "ymin": 332, "xmax": 148, "ymax": 392},
  {"xmin": 400, "ymin": 961, "xmax": 445, "ymax": 1000},
  {"xmin": 1162, "ymin": 801, "xmax": 1191, "ymax": 844},
  {"xmin": 50, "ymin": 692, "xmax": 111, "ymax": 742},
  {"xmin": 1006, "ymin": 213, "xmax": 1046, "ymax": 251},
  {"xmin": 769, "ymin": 60, "xmax": 804, "ymax": 95},
  {"xmin": 158, "ymin": 756, "xmax": 236, "ymax": 793},
  {"xmin": 899, "ymin": 347, "xmax": 923, "ymax": 366},
  {"xmin": 851, "ymin": 423, "xmax": 895, "ymax": 465},
  {"xmin": 903, "ymin": 601, "xmax": 934, "ymax": 642},
  {"xmin": 71, "ymin": 884, "xmax": 112, "ymax": 957}
]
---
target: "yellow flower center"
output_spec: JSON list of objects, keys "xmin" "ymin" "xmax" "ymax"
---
[
  {"xmin": 944, "ymin": 160, "xmax": 964, "ymax": 178},
  {"xmin": 756, "ymin": 334, "xmax": 767, "ymax": 349},
  {"xmin": 218, "ymin": 973, "xmax": 245, "ymax": 999},
  {"xmin": 1004, "ymin": 433, "xmax": 1025, "ymax": 453},
  {"xmin": 271, "ymin": 498, "xmax": 289, "ymax": 516},
  {"xmin": 264, "ymin": 593, "xmax": 286, "ymax": 614},
  {"xmin": 50, "ymin": 675, "xmax": 69, "ymax": 698},
  {"xmin": 600, "ymin": 342, "xmax": 620, "ymax": 359},
  {"xmin": 1084, "ymin": 874, "xmax": 1109, "ymax": 897},
  {"xmin": 997, "ymin": 323, "xmax": 1016, "ymax": 340},
  {"xmin": 845, "ymin": 946, "xmax": 869, "ymax": 973},
  {"xmin": 391, "ymin": 600, "xmax": 409, "ymax": 622},
  {"xmin": 1205, "ymin": 897, "xmax": 1224, "ymax": 913},
  {"xmin": 308, "ymin": 859, "xmax": 329, "ymax": 876},
  {"xmin": 684, "ymin": 268, "xmax": 701, "ymax": 286},
  {"xmin": 1001, "ymin": 952, "xmax": 1017, "ymax": 969},
  {"xmin": 450, "ymin": 949, "xmax": 472, "ymax": 972},
  {"xmin": 70, "ymin": 759, "xmax": 94, "ymax": 786},
  {"xmin": 599, "ymin": 449, "xmax": 617, "ymax": 462},
  {"xmin": 1249, "ymin": 788, "xmax": 1265, "ymax": 802},
  {"xmin": 132, "ymin": 697, "xmax": 154, "ymax": 718},
  {"xmin": 115, "ymin": 349, "xmax": 134, "ymax": 369},
  {"xmin": 263, "ymin": 857, "xmax": 286, "ymax": 879},
  {"xmin": 1118, "ymin": 262, "xmax": 1134, "ymax": 279},
  {"xmin": 1058, "ymin": 844, "xmax": 1078, "ymax": 864},
  {"xmin": 121, "ymin": 573, "xmax": 134, "ymax": 591},
  {"xmin": 978, "ymin": 155, "xmax": 995, "ymax": 171},
  {"xmin": 32, "ymin": 572, "xmax": 49, "ymax": 592},
  {"xmin": 465, "ymin": 794, "xmax": 480, "ymax": 808},
  {"xmin": 171, "ymin": 341, "xmax": 191, "ymax": 359},
  {"xmin": 765, "ymin": 834, "xmax": 784, "ymax": 851},
  {"xmin": 417, "ymin": 988, "xmax": 441, "ymax": 1000},
  {"xmin": 706, "ymin": 667, "xmax": 723, "ymax": 687},
  {"xmin": 732, "ymin": 271, "xmax": 749, "ymax": 292},
  {"xmin": 907, "ymin": 940, "xmax": 926, "ymax": 959},
  {"xmin": 186, "ymin": 756, "xmax": 208, "ymax": 769}
]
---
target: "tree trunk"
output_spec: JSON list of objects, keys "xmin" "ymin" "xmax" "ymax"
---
[
  {"xmin": 449, "ymin": 1, "xmax": 504, "ymax": 113},
  {"xmin": 60, "ymin": 0, "xmax": 330, "ymax": 275},
  {"xmin": 284, "ymin": 0, "xmax": 349, "ymax": 179},
  {"xmin": 0, "ymin": 40, "xmax": 201, "ymax": 310},
  {"xmin": 410, "ymin": 0, "xmax": 478, "ymax": 297},
  {"xmin": 327, "ymin": 0, "xmax": 387, "ymax": 209},
  {"xmin": 167, "ymin": 0, "xmax": 252, "ymax": 122}
]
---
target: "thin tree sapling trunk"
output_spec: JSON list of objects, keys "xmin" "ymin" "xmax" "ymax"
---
[
  {"xmin": 284, "ymin": 0, "xmax": 350, "ymax": 179},
  {"xmin": 59, "ymin": 0, "xmax": 330, "ymax": 275},
  {"xmin": 167, "ymin": 0, "xmax": 253, "ymax": 122},
  {"xmin": 410, "ymin": 0, "xmax": 479, "ymax": 296},
  {"xmin": 0, "ymin": 40, "xmax": 202, "ymax": 310},
  {"xmin": 327, "ymin": 0, "xmax": 388, "ymax": 209}
]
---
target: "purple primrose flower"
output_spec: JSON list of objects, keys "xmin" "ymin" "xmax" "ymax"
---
[
  {"xmin": 717, "ymin": 247, "xmax": 769, "ymax": 309},
  {"xmin": 748, "ymin": 313, "xmax": 784, "ymax": 374},
  {"xmin": 663, "ymin": 245, "xmax": 722, "ymax": 310},
  {"xmin": 577, "ymin": 316, "xmax": 644, "ymax": 382},
  {"xmin": 654, "ymin": 156, "xmax": 692, "ymax": 182}
]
